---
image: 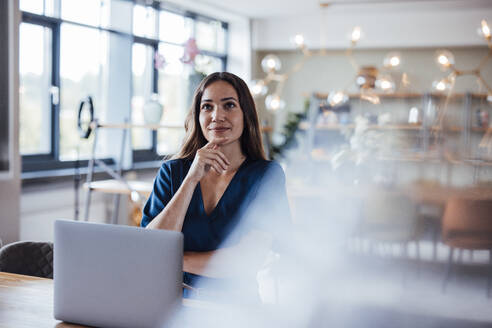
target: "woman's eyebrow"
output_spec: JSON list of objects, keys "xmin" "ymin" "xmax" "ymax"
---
[
  {"xmin": 220, "ymin": 97, "xmax": 237, "ymax": 102},
  {"xmin": 201, "ymin": 96, "xmax": 237, "ymax": 103}
]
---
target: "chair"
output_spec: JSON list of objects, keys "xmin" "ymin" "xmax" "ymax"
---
[
  {"xmin": 441, "ymin": 198, "xmax": 492, "ymax": 296},
  {"xmin": 0, "ymin": 241, "xmax": 54, "ymax": 279}
]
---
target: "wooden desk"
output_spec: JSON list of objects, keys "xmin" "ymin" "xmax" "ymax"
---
[
  {"xmin": 0, "ymin": 272, "xmax": 215, "ymax": 328},
  {"xmin": 0, "ymin": 272, "xmax": 82, "ymax": 327}
]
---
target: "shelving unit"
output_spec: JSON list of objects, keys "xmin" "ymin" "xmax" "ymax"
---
[{"xmin": 302, "ymin": 92, "xmax": 492, "ymax": 182}]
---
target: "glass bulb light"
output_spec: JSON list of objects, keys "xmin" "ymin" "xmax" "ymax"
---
[
  {"xmin": 265, "ymin": 94, "xmax": 285, "ymax": 111},
  {"xmin": 292, "ymin": 34, "xmax": 305, "ymax": 48},
  {"xmin": 351, "ymin": 26, "xmax": 362, "ymax": 43},
  {"xmin": 327, "ymin": 90, "xmax": 349, "ymax": 107},
  {"xmin": 435, "ymin": 50, "xmax": 455, "ymax": 70},
  {"xmin": 250, "ymin": 79, "xmax": 268, "ymax": 96},
  {"xmin": 480, "ymin": 19, "xmax": 491, "ymax": 40},
  {"xmin": 375, "ymin": 75, "xmax": 396, "ymax": 93},
  {"xmin": 432, "ymin": 78, "xmax": 452, "ymax": 92},
  {"xmin": 383, "ymin": 52, "xmax": 402, "ymax": 68},
  {"xmin": 261, "ymin": 54, "xmax": 281, "ymax": 74}
]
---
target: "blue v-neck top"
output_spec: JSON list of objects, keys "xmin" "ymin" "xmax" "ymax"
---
[{"xmin": 141, "ymin": 157, "xmax": 290, "ymax": 289}]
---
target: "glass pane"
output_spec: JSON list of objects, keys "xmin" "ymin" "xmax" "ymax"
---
[
  {"xmin": 133, "ymin": 4, "xmax": 157, "ymax": 38},
  {"xmin": 19, "ymin": 23, "xmax": 52, "ymax": 155},
  {"xmin": 43, "ymin": 0, "xmax": 56, "ymax": 16},
  {"xmin": 157, "ymin": 43, "xmax": 188, "ymax": 155},
  {"xmin": 20, "ymin": 0, "xmax": 43, "ymax": 14},
  {"xmin": 196, "ymin": 20, "xmax": 225, "ymax": 53},
  {"xmin": 194, "ymin": 54, "xmax": 223, "ymax": 75},
  {"xmin": 61, "ymin": 0, "xmax": 102, "ymax": 27},
  {"xmin": 59, "ymin": 23, "xmax": 107, "ymax": 161},
  {"xmin": 159, "ymin": 11, "xmax": 192, "ymax": 44},
  {"xmin": 131, "ymin": 43, "xmax": 153, "ymax": 150}
]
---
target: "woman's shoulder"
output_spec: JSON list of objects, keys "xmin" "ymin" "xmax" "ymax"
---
[
  {"xmin": 157, "ymin": 157, "xmax": 192, "ymax": 177},
  {"xmin": 246, "ymin": 159, "xmax": 285, "ymax": 178},
  {"xmin": 160, "ymin": 157, "xmax": 192, "ymax": 169},
  {"xmin": 247, "ymin": 158, "xmax": 282, "ymax": 169}
]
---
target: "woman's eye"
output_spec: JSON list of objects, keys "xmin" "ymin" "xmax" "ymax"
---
[
  {"xmin": 201, "ymin": 104, "xmax": 212, "ymax": 110},
  {"xmin": 224, "ymin": 102, "xmax": 236, "ymax": 109}
]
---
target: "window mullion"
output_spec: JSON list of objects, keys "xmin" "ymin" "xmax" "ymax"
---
[
  {"xmin": 152, "ymin": 43, "xmax": 158, "ymax": 153},
  {"xmin": 51, "ymin": 21, "xmax": 61, "ymax": 160}
]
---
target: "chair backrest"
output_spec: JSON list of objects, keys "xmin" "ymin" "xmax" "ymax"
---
[
  {"xmin": 0, "ymin": 241, "xmax": 54, "ymax": 278},
  {"xmin": 442, "ymin": 198, "xmax": 492, "ymax": 242}
]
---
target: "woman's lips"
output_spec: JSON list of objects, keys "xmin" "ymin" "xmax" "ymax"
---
[{"xmin": 209, "ymin": 127, "xmax": 230, "ymax": 132}]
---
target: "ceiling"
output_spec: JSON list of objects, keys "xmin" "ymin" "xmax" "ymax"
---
[{"xmin": 188, "ymin": 0, "xmax": 492, "ymax": 19}]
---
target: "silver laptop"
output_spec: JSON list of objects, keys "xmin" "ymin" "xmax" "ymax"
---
[{"xmin": 54, "ymin": 220, "xmax": 183, "ymax": 328}]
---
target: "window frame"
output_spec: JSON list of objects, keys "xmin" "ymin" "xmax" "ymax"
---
[
  {"xmin": 20, "ymin": 2, "xmax": 229, "ymax": 175},
  {"xmin": 21, "ymin": 12, "xmax": 63, "ymax": 172}
]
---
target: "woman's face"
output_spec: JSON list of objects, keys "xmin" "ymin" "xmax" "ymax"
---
[{"xmin": 199, "ymin": 80, "xmax": 244, "ymax": 146}]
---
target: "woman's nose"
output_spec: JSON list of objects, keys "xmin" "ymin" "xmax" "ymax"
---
[{"xmin": 211, "ymin": 107, "xmax": 225, "ymax": 121}]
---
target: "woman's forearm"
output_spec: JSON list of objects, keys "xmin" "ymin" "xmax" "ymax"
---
[{"xmin": 146, "ymin": 175, "xmax": 199, "ymax": 231}]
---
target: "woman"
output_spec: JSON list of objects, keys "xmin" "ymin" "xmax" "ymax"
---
[{"xmin": 141, "ymin": 72, "xmax": 290, "ymax": 301}]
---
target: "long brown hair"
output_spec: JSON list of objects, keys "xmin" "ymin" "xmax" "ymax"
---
[{"xmin": 175, "ymin": 72, "xmax": 266, "ymax": 160}]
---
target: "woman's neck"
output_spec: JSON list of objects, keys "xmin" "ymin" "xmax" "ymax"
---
[{"xmin": 218, "ymin": 141, "xmax": 245, "ymax": 171}]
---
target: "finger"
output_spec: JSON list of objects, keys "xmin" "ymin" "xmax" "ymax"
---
[
  {"xmin": 204, "ymin": 158, "xmax": 223, "ymax": 174},
  {"xmin": 203, "ymin": 152, "xmax": 228, "ymax": 171},
  {"xmin": 204, "ymin": 141, "xmax": 216, "ymax": 149},
  {"xmin": 208, "ymin": 149, "xmax": 230, "ymax": 167},
  {"xmin": 212, "ymin": 149, "xmax": 231, "ymax": 165}
]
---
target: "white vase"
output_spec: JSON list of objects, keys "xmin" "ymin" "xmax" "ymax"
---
[{"xmin": 143, "ymin": 95, "xmax": 163, "ymax": 124}]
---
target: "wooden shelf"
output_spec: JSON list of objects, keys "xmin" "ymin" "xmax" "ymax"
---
[
  {"xmin": 299, "ymin": 122, "xmax": 423, "ymax": 131},
  {"xmin": 312, "ymin": 92, "xmax": 491, "ymax": 100},
  {"xmin": 471, "ymin": 126, "xmax": 491, "ymax": 133}
]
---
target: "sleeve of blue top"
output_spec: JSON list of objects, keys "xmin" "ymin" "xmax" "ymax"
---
[{"xmin": 141, "ymin": 162, "xmax": 173, "ymax": 228}]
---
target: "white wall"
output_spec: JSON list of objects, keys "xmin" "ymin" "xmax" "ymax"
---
[{"xmin": 252, "ymin": 8, "xmax": 492, "ymax": 50}]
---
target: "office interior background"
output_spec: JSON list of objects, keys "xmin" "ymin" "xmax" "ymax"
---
[{"xmin": 3, "ymin": 0, "xmax": 492, "ymax": 325}]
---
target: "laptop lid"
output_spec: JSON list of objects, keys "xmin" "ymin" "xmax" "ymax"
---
[{"xmin": 54, "ymin": 220, "xmax": 183, "ymax": 328}]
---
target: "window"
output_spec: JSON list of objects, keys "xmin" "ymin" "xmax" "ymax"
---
[
  {"xmin": 19, "ymin": 22, "xmax": 53, "ymax": 155},
  {"xmin": 131, "ymin": 7, "xmax": 228, "ymax": 159},
  {"xmin": 19, "ymin": 0, "xmax": 228, "ymax": 174},
  {"xmin": 131, "ymin": 42, "xmax": 155, "ymax": 151},
  {"xmin": 133, "ymin": 4, "xmax": 157, "ymax": 39},
  {"xmin": 156, "ymin": 42, "xmax": 188, "ymax": 155},
  {"xmin": 59, "ymin": 23, "xmax": 108, "ymax": 161},
  {"xmin": 61, "ymin": 0, "xmax": 105, "ymax": 27},
  {"xmin": 20, "ymin": 0, "xmax": 53, "ymax": 16},
  {"xmin": 159, "ymin": 11, "xmax": 192, "ymax": 45}
]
